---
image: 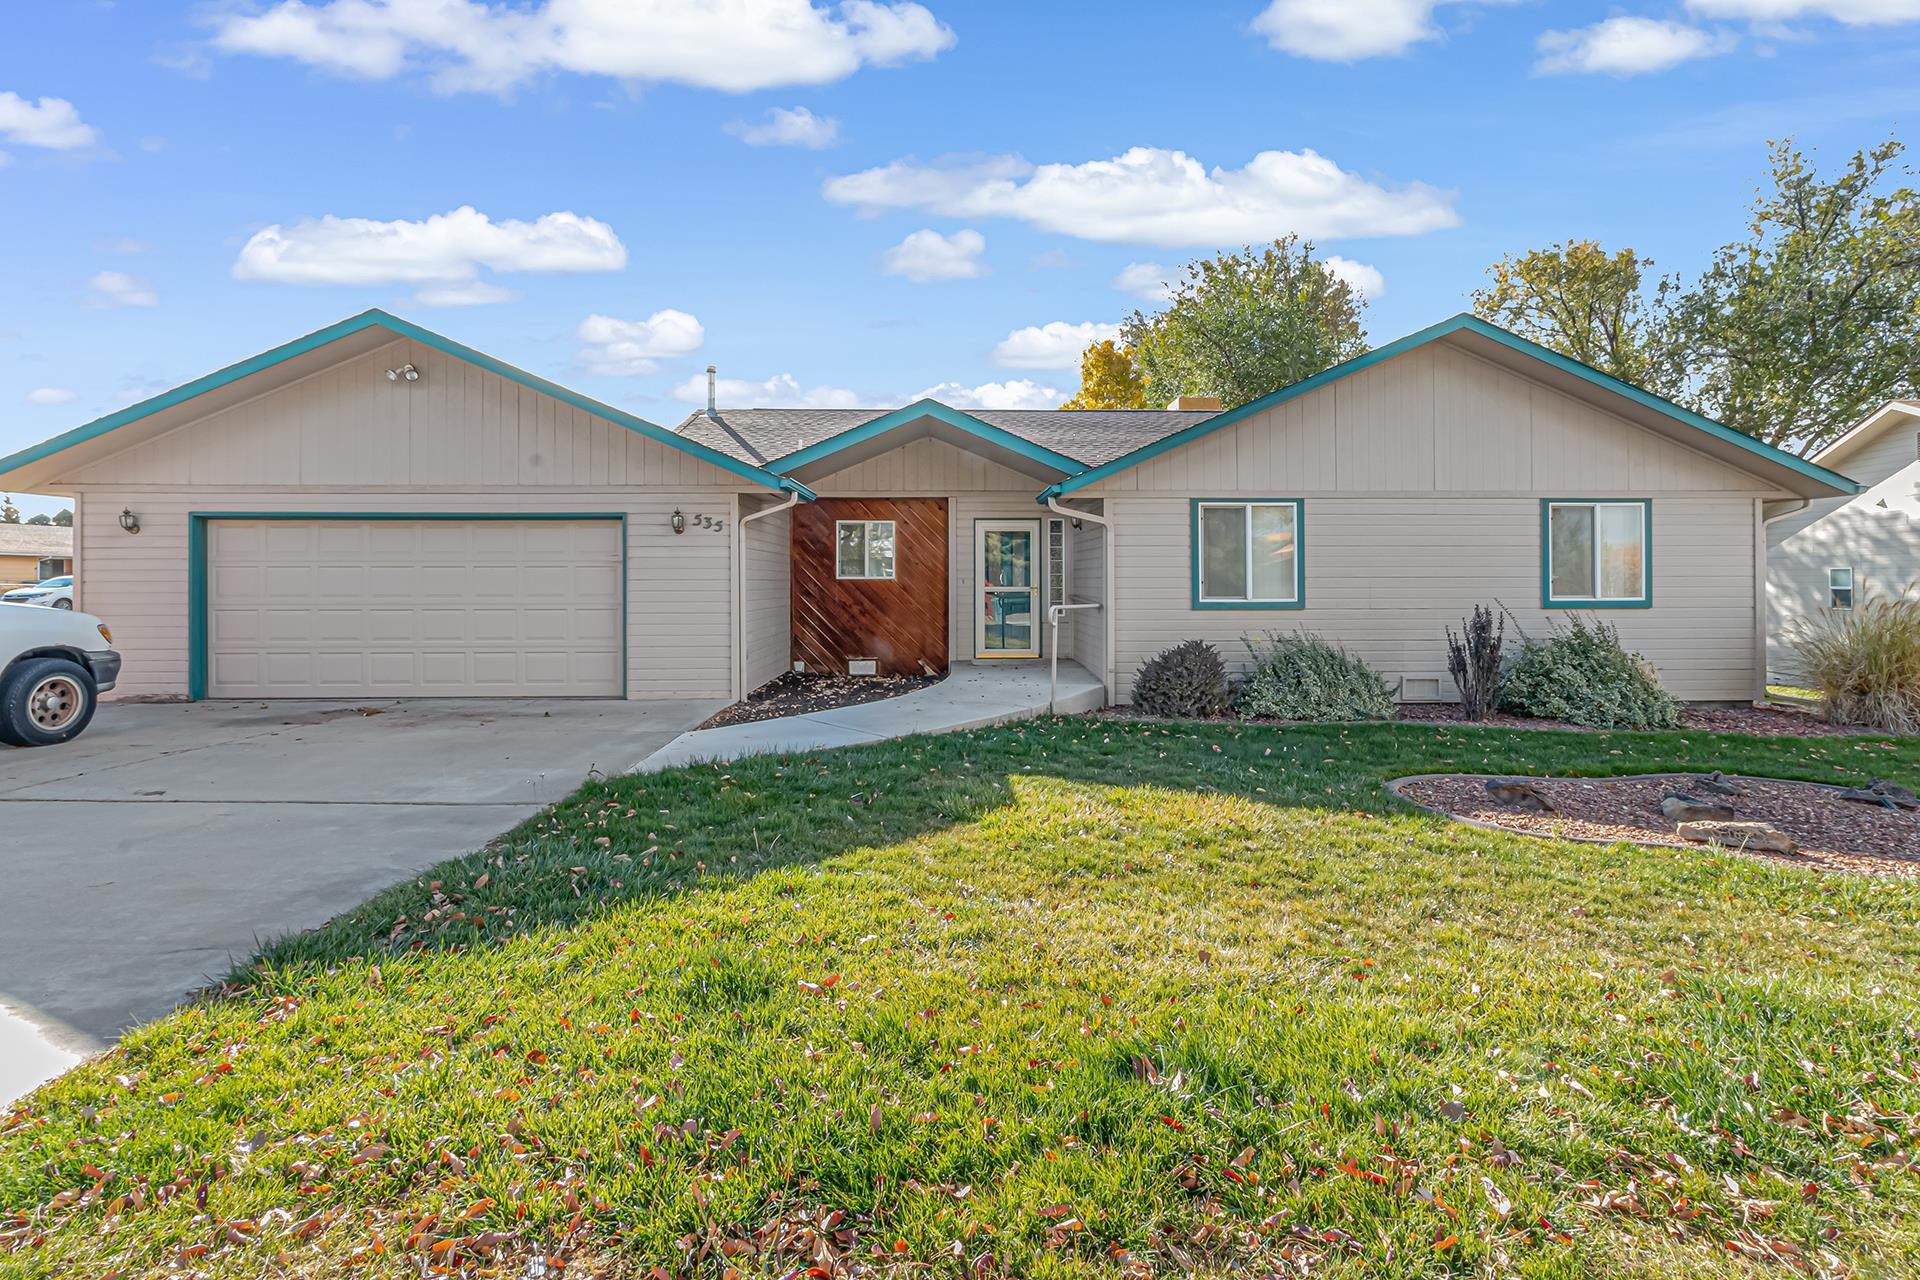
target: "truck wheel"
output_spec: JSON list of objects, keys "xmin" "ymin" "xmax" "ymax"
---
[{"xmin": 0, "ymin": 657, "xmax": 97, "ymax": 747}]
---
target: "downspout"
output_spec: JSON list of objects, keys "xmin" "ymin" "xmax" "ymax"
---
[
  {"xmin": 736, "ymin": 488, "xmax": 801, "ymax": 701},
  {"xmin": 1046, "ymin": 494, "xmax": 1115, "ymax": 706},
  {"xmin": 1756, "ymin": 496, "xmax": 1812, "ymax": 700}
]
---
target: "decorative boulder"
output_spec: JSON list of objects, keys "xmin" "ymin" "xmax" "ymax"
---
[
  {"xmin": 1485, "ymin": 779, "xmax": 1555, "ymax": 813},
  {"xmin": 1661, "ymin": 793, "xmax": 1736, "ymax": 823},
  {"xmin": 1695, "ymin": 771, "xmax": 1746, "ymax": 797},
  {"xmin": 1675, "ymin": 820, "xmax": 1799, "ymax": 855},
  {"xmin": 1869, "ymin": 779, "xmax": 1919, "ymax": 810}
]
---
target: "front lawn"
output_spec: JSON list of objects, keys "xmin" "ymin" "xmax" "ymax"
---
[{"xmin": 5, "ymin": 720, "xmax": 1920, "ymax": 1277}]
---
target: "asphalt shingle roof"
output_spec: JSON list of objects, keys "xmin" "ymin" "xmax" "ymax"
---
[
  {"xmin": 0, "ymin": 524, "xmax": 72, "ymax": 557},
  {"xmin": 672, "ymin": 406, "xmax": 1219, "ymax": 470}
]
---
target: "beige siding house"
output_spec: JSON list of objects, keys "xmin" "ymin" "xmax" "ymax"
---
[
  {"xmin": 1766, "ymin": 401, "xmax": 1920, "ymax": 679},
  {"xmin": 0, "ymin": 310, "xmax": 1855, "ymax": 708}
]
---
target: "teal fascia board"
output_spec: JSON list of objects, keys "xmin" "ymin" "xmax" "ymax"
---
[
  {"xmin": 769, "ymin": 399, "xmax": 1084, "ymax": 478},
  {"xmin": 0, "ymin": 308, "xmax": 813, "ymax": 500},
  {"xmin": 1039, "ymin": 314, "xmax": 1862, "ymax": 500}
]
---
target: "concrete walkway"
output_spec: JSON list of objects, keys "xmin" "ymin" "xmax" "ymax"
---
[{"xmin": 637, "ymin": 660, "xmax": 1105, "ymax": 772}]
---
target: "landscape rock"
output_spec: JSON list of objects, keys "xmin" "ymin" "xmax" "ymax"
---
[
  {"xmin": 1835, "ymin": 785, "xmax": 1909, "ymax": 810},
  {"xmin": 1485, "ymin": 779, "xmax": 1555, "ymax": 813},
  {"xmin": 1661, "ymin": 793, "xmax": 1736, "ymax": 823},
  {"xmin": 1869, "ymin": 779, "xmax": 1919, "ymax": 810},
  {"xmin": 1695, "ymin": 771, "xmax": 1746, "ymax": 797},
  {"xmin": 1675, "ymin": 820, "xmax": 1799, "ymax": 855}
]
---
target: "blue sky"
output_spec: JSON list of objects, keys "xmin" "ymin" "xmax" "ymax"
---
[{"xmin": 3, "ymin": 0, "xmax": 1917, "ymax": 517}]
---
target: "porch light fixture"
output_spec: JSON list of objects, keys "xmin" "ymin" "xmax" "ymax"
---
[
  {"xmin": 117, "ymin": 508, "xmax": 140, "ymax": 535},
  {"xmin": 670, "ymin": 509, "xmax": 686, "ymax": 535},
  {"xmin": 385, "ymin": 363, "xmax": 420, "ymax": 383}
]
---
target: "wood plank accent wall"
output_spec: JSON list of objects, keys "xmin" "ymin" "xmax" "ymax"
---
[{"xmin": 792, "ymin": 498, "xmax": 949, "ymax": 676}]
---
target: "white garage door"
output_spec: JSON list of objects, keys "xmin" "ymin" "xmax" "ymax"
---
[{"xmin": 207, "ymin": 518, "xmax": 623, "ymax": 698}]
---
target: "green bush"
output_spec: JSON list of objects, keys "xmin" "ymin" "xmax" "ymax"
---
[
  {"xmin": 1500, "ymin": 614, "xmax": 1680, "ymax": 729},
  {"xmin": 1131, "ymin": 640, "xmax": 1230, "ymax": 718},
  {"xmin": 1234, "ymin": 631, "xmax": 1393, "ymax": 721},
  {"xmin": 1792, "ymin": 593, "xmax": 1920, "ymax": 732}
]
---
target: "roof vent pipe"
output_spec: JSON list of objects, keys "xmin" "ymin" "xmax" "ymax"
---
[{"xmin": 706, "ymin": 365, "xmax": 718, "ymax": 419}]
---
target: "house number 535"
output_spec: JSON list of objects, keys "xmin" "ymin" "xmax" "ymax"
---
[{"xmin": 691, "ymin": 513, "xmax": 724, "ymax": 531}]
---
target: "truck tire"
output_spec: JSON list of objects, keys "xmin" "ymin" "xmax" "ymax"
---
[{"xmin": 0, "ymin": 656, "xmax": 98, "ymax": 747}]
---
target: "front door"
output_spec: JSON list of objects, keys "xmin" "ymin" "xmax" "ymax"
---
[{"xmin": 976, "ymin": 519, "xmax": 1040, "ymax": 658}]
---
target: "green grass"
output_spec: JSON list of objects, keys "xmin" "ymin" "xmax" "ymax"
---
[
  {"xmin": 5, "ymin": 719, "xmax": 1920, "ymax": 1278},
  {"xmin": 1766, "ymin": 684, "xmax": 1825, "ymax": 703}
]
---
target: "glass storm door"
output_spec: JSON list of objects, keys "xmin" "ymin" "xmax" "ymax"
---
[{"xmin": 976, "ymin": 520, "xmax": 1040, "ymax": 658}]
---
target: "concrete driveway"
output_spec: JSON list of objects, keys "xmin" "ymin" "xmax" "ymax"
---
[{"xmin": 0, "ymin": 696, "xmax": 719, "ymax": 1101}]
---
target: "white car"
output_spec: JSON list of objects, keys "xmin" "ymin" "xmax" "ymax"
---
[
  {"xmin": 0, "ymin": 602, "xmax": 120, "ymax": 746},
  {"xmin": 1, "ymin": 575, "xmax": 74, "ymax": 609}
]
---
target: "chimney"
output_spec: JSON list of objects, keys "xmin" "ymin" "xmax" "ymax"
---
[
  {"xmin": 1167, "ymin": 395, "xmax": 1223, "ymax": 411},
  {"xmin": 705, "ymin": 365, "xmax": 718, "ymax": 418}
]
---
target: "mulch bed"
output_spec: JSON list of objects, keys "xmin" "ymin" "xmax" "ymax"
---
[
  {"xmin": 1394, "ymin": 701, "xmax": 1885, "ymax": 738},
  {"xmin": 697, "ymin": 670, "xmax": 946, "ymax": 730},
  {"xmin": 1394, "ymin": 773, "xmax": 1920, "ymax": 877}
]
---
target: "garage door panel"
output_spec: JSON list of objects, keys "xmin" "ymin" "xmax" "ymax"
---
[{"xmin": 208, "ymin": 518, "xmax": 623, "ymax": 698}]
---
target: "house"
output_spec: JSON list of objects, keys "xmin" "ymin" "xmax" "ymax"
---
[
  {"xmin": 0, "ymin": 523, "xmax": 73, "ymax": 589},
  {"xmin": 1766, "ymin": 400, "xmax": 1920, "ymax": 679},
  {"xmin": 0, "ymin": 309, "xmax": 1856, "ymax": 707}
]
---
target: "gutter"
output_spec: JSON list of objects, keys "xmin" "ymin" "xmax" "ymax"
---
[{"xmin": 1046, "ymin": 495, "xmax": 1115, "ymax": 706}]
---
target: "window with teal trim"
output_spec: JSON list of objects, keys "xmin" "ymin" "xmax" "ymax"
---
[
  {"xmin": 1197, "ymin": 500, "xmax": 1300, "ymax": 604},
  {"xmin": 1545, "ymin": 501, "xmax": 1648, "ymax": 606}
]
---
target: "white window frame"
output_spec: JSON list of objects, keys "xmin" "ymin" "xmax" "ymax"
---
[
  {"xmin": 1543, "ymin": 500, "xmax": 1650, "ymax": 607},
  {"xmin": 1828, "ymin": 566, "xmax": 1855, "ymax": 610},
  {"xmin": 1194, "ymin": 499, "xmax": 1303, "ymax": 608},
  {"xmin": 834, "ymin": 519, "xmax": 896, "ymax": 581}
]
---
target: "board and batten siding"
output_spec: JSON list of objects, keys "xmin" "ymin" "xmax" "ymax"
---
[
  {"xmin": 1078, "ymin": 342, "xmax": 1791, "ymax": 703},
  {"xmin": 741, "ymin": 504, "xmax": 792, "ymax": 693},
  {"xmin": 53, "ymin": 336, "xmax": 759, "ymax": 701}
]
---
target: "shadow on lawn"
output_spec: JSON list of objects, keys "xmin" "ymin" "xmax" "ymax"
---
[{"xmin": 235, "ymin": 714, "xmax": 1920, "ymax": 977}]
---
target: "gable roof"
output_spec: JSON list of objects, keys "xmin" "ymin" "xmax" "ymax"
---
[
  {"xmin": 1810, "ymin": 399, "xmax": 1920, "ymax": 467},
  {"xmin": 0, "ymin": 524, "xmax": 72, "ymax": 557},
  {"xmin": 0, "ymin": 310, "xmax": 814, "ymax": 499},
  {"xmin": 674, "ymin": 403, "xmax": 1219, "ymax": 471},
  {"xmin": 1040, "ymin": 314, "xmax": 1861, "ymax": 501}
]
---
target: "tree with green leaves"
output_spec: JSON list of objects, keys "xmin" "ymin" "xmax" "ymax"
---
[
  {"xmin": 52, "ymin": 508, "xmax": 72, "ymax": 527},
  {"xmin": 1471, "ymin": 240, "xmax": 1678, "ymax": 393},
  {"xmin": 1664, "ymin": 137, "xmax": 1920, "ymax": 455},
  {"xmin": 25, "ymin": 514, "xmax": 50, "ymax": 525},
  {"xmin": 1122, "ymin": 237, "xmax": 1368, "ymax": 410},
  {"xmin": 1060, "ymin": 340, "xmax": 1148, "ymax": 410},
  {"xmin": 0, "ymin": 496, "xmax": 19, "ymax": 524}
]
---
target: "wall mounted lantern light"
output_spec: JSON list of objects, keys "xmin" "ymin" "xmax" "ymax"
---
[
  {"xmin": 117, "ymin": 508, "xmax": 141, "ymax": 535},
  {"xmin": 670, "ymin": 509, "xmax": 686, "ymax": 535}
]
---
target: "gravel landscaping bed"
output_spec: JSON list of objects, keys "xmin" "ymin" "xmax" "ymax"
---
[
  {"xmin": 698, "ymin": 670, "xmax": 945, "ymax": 729},
  {"xmin": 1394, "ymin": 772, "xmax": 1920, "ymax": 877}
]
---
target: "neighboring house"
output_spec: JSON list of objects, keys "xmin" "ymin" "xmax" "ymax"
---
[
  {"xmin": 1766, "ymin": 400, "xmax": 1920, "ymax": 679},
  {"xmin": 0, "ymin": 524, "xmax": 73, "ymax": 590},
  {"xmin": 0, "ymin": 309, "xmax": 1855, "ymax": 706}
]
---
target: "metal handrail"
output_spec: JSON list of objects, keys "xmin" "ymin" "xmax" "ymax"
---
[{"xmin": 1047, "ymin": 600, "xmax": 1102, "ymax": 714}]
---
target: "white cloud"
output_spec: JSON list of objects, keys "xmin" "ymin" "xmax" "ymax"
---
[
  {"xmin": 87, "ymin": 271, "xmax": 158, "ymax": 308},
  {"xmin": 725, "ymin": 105, "xmax": 840, "ymax": 147},
  {"xmin": 0, "ymin": 91, "xmax": 97, "ymax": 149},
  {"xmin": 1252, "ymin": 0, "xmax": 1450, "ymax": 59},
  {"xmin": 1688, "ymin": 0, "xmax": 1920, "ymax": 21},
  {"xmin": 675, "ymin": 371, "xmax": 866, "ymax": 408},
  {"xmin": 1536, "ymin": 17, "xmax": 1731, "ymax": 74},
  {"xmin": 26, "ymin": 387, "xmax": 77, "ymax": 405},
  {"xmin": 880, "ymin": 228, "xmax": 986, "ymax": 282},
  {"xmin": 1111, "ymin": 260, "xmax": 1174, "ymax": 301},
  {"xmin": 232, "ymin": 206, "xmax": 627, "ymax": 296},
  {"xmin": 824, "ymin": 146, "xmax": 1457, "ymax": 247},
  {"xmin": 990, "ymin": 321, "xmax": 1121, "ymax": 370},
  {"xmin": 1323, "ymin": 255, "xmax": 1385, "ymax": 298},
  {"xmin": 915, "ymin": 379, "xmax": 1062, "ymax": 410},
  {"xmin": 210, "ymin": 0, "xmax": 956, "ymax": 94},
  {"xmin": 577, "ymin": 311, "xmax": 706, "ymax": 376}
]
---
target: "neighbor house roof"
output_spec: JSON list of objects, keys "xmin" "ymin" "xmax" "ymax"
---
[
  {"xmin": 1040, "ymin": 314, "xmax": 1861, "ymax": 502},
  {"xmin": 0, "ymin": 524, "xmax": 72, "ymax": 557},
  {"xmin": 1809, "ymin": 399, "xmax": 1920, "ymax": 467},
  {"xmin": 675, "ymin": 405, "xmax": 1220, "ymax": 470},
  {"xmin": 0, "ymin": 310, "xmax": 814, "ymax": 499}
]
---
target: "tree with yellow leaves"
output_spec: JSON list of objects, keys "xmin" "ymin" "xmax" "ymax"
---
[{"xmin": 1059, "ymin": 340, "xmax": 1148, "ymax": 410}]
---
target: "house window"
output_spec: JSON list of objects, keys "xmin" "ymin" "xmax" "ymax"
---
[
  {"xmin": 1046, "ymin": 518, "xmax": 1066, "ymax": 611},
  {"xmin": 1829, "ymin": 567, "xmax": 1855, "ymax": 609},
  {"xmin": 1192, "ymin": 499, "xmax": 1303, "ymax": 608},
  {"xmin": 835, "ymin": 520, "xmax": 896, "ymax": 580},
  {"xmin": 1543, "ymin": 500, "xmax": 1651, "ymax": 608}
]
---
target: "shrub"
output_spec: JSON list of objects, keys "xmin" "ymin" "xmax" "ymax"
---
[
  {"xmin": 1792, "ymin": 593, "xmax": 1920, "ymax": 731},
  {"xmin": 1446, "ymin": 604, "xmax": 1506, "ymax": 719},
  {"xmin": 1234, "ymin": 632, "xmax": 1393, "ymax": 721},
  {"xmin": 1131, "ymin": 640, "xmax": 1230, "ymax": 718},
  {"xmin": 1499, "ymin": 614, "xmax": 1679, "ymax": 729}
]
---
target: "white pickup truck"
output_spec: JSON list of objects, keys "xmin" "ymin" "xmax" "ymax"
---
[{"xmin": 0, "ymin": 602, "xmax": 121, "ymax": 747}]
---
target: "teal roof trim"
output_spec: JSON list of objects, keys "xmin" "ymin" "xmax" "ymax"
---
[
  {"xmin": 768, "ymin": 399, "xmax": 1085, "ymax": 477},
  {"xmin": 0, "ymin": 308, "xmax": 814, "ymax": 499},
  {"xmin": 1038, "ymin": 314, "xmax": 1861, "ymax": 500}
]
